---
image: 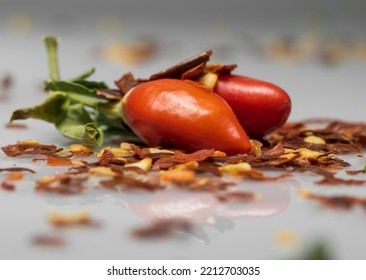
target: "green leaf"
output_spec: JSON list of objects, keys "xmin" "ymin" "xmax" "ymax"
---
[
  {"xmin": 72, "ymin": 80, "xmax": 108, "ymax": 90},
  {"xmin": 46, "ymin": 81, "xmax": 98, "ymax": 99},
  {"xmin": 10, "ymin": 92, "xmax": 70, "ymax": 123},
  {"xmin": 56, "ymin": 103, "xmax": 103, "ymax": 146},
  {"xmin": 43, "ymin": 36, "xmax": 61, "ymax": 82},
  {"xmin": 69, "ymin": 68, "xmax": 95, "ymax": 81}
]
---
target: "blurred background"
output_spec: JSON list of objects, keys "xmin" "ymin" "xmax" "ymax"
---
[{"xmin": 1, "ymin": 0, "xmax": 366, "ymax": 121}]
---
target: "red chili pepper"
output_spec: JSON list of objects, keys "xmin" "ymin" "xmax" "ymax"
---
[
  {"xmin": 122, "ymin": 79, "xmax": 251, "ymax": 155},
  {"xmin": 214, "ymin": 74, "xmax": 292, "ymax": 138}
]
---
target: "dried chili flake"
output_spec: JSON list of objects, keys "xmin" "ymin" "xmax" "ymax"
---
[
  {"xmin": 298, "ymin": 188, "xmax": 366, "ymax": 210},
  {"xmin": 95, "ymin": 88, "xmax": 123, "ymax": 100},
  {"xmin": 5, "ymin": 172, "xmax": 24, "ymax": 181},
  {"xmin": 152, "ymin": 149, "xmax": 215, "ymax": 170},
  {"xmin": 114, "ymin": 72, "xmax": 140, "ymax": 94},
  {"xmin": 160, "ymin": 169, "xmax": 196, "ymax": 183},
  {"xmin": 149, "ymin": 50, "xmax": 212, "ymax": 80},
  {"xmin": 131, "ymin": 219, "xmax": 192, "ymax": 238},
  {"xmin": 1, "ymin": 142, "xmax": 60, "ymax": 157},
  {"xmin": 0, "ymin": 167, "xmax": 36, "ymax": 174},
  {"xmin": 1, "ymin": 181, "xmax": 15, "ymax": 191},
  {"xmin": 181, "ymin": 63, "xmax": 205, "ymax": 80},
  {"xmin": 48, "ymin": 211, "xmax": 99, "ymax": 228},
  {"xmin": 314, "ymin": 170, "xmax": 366, "ymax": 186},
  {"xmin": 46, "ymin": 155, "xmax": 73, "ymax": 166},
  {"xmin": 69, "ymin": 144, "xmax": 94, "ymax": 156},
  {"xmin": 32, "ymin": 234, "xmax": 65, "ymax": 247},
  {"xmin": 206, "ymin": 63, "xmax": 238, "ymax": 75}
]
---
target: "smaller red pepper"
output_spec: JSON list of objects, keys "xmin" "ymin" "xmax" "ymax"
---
[
  {"xmin": 122, "ymin": 79, "xmax": 251, "ymax": 155},
  {"xmin": 214, "ymin": 74, "xmax": 291, "ymax": 138}
]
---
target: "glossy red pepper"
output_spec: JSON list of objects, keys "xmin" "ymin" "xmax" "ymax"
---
[
  {"xmin": 122, "ymin": 79, "xmax": 251, "ymax": 155},
  {"xmin": 214, "ymin": 74, "xmax": 291, "ymax": 138}
]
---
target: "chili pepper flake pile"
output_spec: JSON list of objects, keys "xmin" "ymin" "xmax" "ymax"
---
[{"xmin": 1, "ymin": 119, "xmax": 365, "ymax": 210}]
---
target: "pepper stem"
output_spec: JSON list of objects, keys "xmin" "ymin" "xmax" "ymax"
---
[{"xmin": 43, "ymin": 36, "xmax": 61, "ymax": 82}]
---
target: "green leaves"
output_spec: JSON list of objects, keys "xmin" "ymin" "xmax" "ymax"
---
[
  {"xmin": 9, "ymin": 35, "xmax": 136, "ymax": 147},
  {"xmin": 56, "ymin": 103, "xmax": 103, "ymax": 146},
  {"xmin": 10, "ymin": 92, "xmax": 70, "ymax": 124}
]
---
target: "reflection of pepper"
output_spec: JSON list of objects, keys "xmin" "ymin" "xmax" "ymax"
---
[
  {"xmin": 214, "ymin": 75, "xmax": 291, "ymax": 138},
  {"xmin": 122, "ymin": 79, "xmax": 251, "ymax": 155}
]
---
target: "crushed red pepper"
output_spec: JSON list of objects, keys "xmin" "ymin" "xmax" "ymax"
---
[
  {"xmin": 1, "ymin": 181, "xmax": 16, "ymax": 191},
  {"xmin": 0, "ymin": 118, "xmax": 364, "ymax": 241}
]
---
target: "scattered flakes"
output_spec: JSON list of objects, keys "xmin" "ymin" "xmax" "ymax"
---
[
  {"xmin": 298, "ymin": 188, "xmax": 366, "ymax": 210},
  {"xmin": 131, "ymin": 219, "xmax": 193, "ymax": 239},
  {"xmin": 303, "ymin": 135, "xmax": 326, "ymax": 145},
  {"xmin": 95, "ymin": 88, "xmax": 123, "ymax": 100},
  {"xmin": 0, "ymin": 167, "xmax": 35, "ymax": 174},
  {"xmin": 35, "ymin": 173, "xmax": 88, "ymax": 194},
  {"xmin": 1, "ymin": 181, "xmax": 15, "ymax": 191},
  {"xmin": 89, "ymin": 166, "xmax": 117, "ymax": 177},
  {"xmin": 32, "ymin": 234, "xmax": 65, "ymax": 247},
  {"xmin": 48, "ymin": 211, "xmax": 99, "ymax": 228},
  {"xmin": 160, "ymin": 169, "xmax": 196, "ymax": 183},
  {"xmin": 346, "ymin": 168, "xmax": 366, "ymax": 175},
  {"xmin": 5, "ymin": 172, "xmax": 24, "ymax": 181},
  {"xmin": 115, "ymin": 72, "xmax": 141, "ymax": 94},
  {"xmin": 150, "ymin": 50, "xmax": 212, "ymax": 80},
  {"xmin": 219, "ymin": 162, "xmax": 252, "ymax": 175},
  {"xmin": 313, "ymin": 170, "xmax": 366, "ymax": 186},
  {"xmin": 124, "ymin": 158, "xmax": 152, "ymax": 172},
  {"xmin": 1, "ymin": 141, "xmax": 60, "ymax": 157},
  {"xmin": 152, "ymin": 149, "xmax": 215, "ymax": 170},
  {"xmin": 46, "ymin": 155, "xmax": 73, "ymax": 166},
  {"xmin": 69, "ymin": 144, "xmax": 94, "ymax": 156}
]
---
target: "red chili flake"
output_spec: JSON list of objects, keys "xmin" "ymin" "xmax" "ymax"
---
[
  {"xmin": 46, "ymin": 155, "xmax": 73, "ymax": 166},
  {"xmin": 1, "ymin": 143, "xmax": 60, "ymax": 157},
  {"xmin": 242, "ymin": 169, "xmax": 292, "ymax": 181},
  {"xmin": 300, "ymin": 189, "xmax": 366, "ymax": 211},
  {"xmin": 152, "ymin": 149, "xmax": 215, "ymax": 170},
  {"xmin": 95, "ymin": 88, "xmax": 123, "ymax": 100},
  {"xmin": 149, "ymin": 50, "xmax": 212, "ymax": 80},
  {"xmin": 181, "ymin": 63, "xmax": 205, "ymax": 80},
  {"xmin": 4, "ymin": 123, "xmax": 28, "ymax": 130},
  {"xmin": 346, "ymin": 169, "xmax": 366, "ymax": 175},
  {"xmin": 205, "ymin": 63, "xmax": 238, "ymax": 75},
  {"xmin": 314, "ymin": 170, "xmax": 366, "ymax": 186},
  {"xmin": 32, "ymin": 234, "xmax": 66, "ymax": 247},
  {"xmin": 115, "ymin": 72, "xmax": 141, "ymax": 94},
  {"xmin": 1, "ymin": 181, "xmax": 15, "ymax": 191},
  {"xmin": 0, "ymin": 167, "xmax": 36, "ymax": 174},
  {"xmin": 35, "ymin": 173, "xmax": 88, "ymax": 194},
  {"xmin": 131, "ymin": 219, "xmax": 192, "ymax": 238}
]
